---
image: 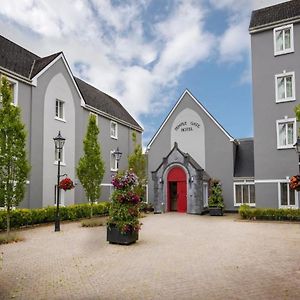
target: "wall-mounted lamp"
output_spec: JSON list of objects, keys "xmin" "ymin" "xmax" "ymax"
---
[
  {"xmin": 159, "ymin": 177, "xmax": 164, "ymax": 184},
  {"xmin": 189, "ymin": 176, "xmax": 194, "ymax": 183}
]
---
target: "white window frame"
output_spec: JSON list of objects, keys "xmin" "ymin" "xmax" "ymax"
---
[
  {"xmin": 55, "ymin": 99, "xmax": 66, "ymax": 122},
  {"xmin": 276, "ymin": 117, "xmax": 296, "ymax": 149},
  {"xmin": 0, "ymin": 76, "xmax": 18, "ymax": 106},
  {"xmin": 110, "ymin": 150, "xmax": 118, "ymax": 171},
  {"xmin": 54, "ymin": 185, "xmax": 65, "ymax": 206},
  {"xmin": 203, "ymin": 182, "xmax": 208, "ymax": 208},
  {"xmin": 275, "ymin": 71, "xmax": 296, "ymax": 103},
  {"xmin": 110, "ymin": 121, "xmax": 118, "ymax": 139},
  {"xmin": 89, "ymin": 112, "xmax": 98, "ymax": 125},
  {"xmin": 234, "ymin": 181, "xmax": 256, "ymax": 207},
  {"xmin": 278, "ymin": 180, "xmax": 298, "ymax": 208},
  {"xmin": 54, "ymin": 147, "xmax": 66, "ymax": 166},
  {"xmin": 273, "ymin": 24, "xmax": 294, "ymax": 56}
]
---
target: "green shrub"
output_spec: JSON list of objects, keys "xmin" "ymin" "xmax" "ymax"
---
[
  {"xmin": 238, "ymin": 205, "xmax": 300, "ymax": 221},
  {"xmin": 0, "ymin": 202, "xmax": 110, "ymax": 231}
]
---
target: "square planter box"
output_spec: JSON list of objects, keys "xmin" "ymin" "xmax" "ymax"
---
[
  {"xmin": 107, "ymin": 225, "xmax": 138, "ymax": 245},
  {"xmin": 209, "ymin": 207, "xmax": 223, "ymax": 216}
]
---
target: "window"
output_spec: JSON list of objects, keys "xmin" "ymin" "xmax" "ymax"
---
[
  {"xmin": 54, "ymin": 185, "xmax": 65, "ymax": 206},
  {"xmin": 278, "ymin": 182, "xmax": 297, "ymax": 208},
  {"xmin": 89, "ymin": 112, "xmax": 98, "ymax": 125},
  {"xmin": 0, "ymin": 76, "xmax": 18, "ymax": 105},
  {"xmin": 203, "ymin": 182, "xmax": 208, "ymax": 208},
  {"xmin": 274, "ymin": 24, "xmax": 294, "ymax": 56},
  {"xmin": 110, "ymin": 121, "xmax": 118, "ymax": 139},
  {"xmin": 234, "ymin": 182, "xmax": 255, "ymax": 206},
  {"xmin": 276, "ymin": 118, "xmax": 296, "ymax": 149},
  {"xmin": 110, "ymin": 150, "xmax": 118, "ymax": 171},
  {"xmin": 55, "ymin": 99, "xmax": 65, "ymax": 121},
  {"xmin": 275, "ymin": 72, "xmax": 295, "ymax": 103},
  {"xmin": 54, "ymin": 147, "xmax": 65, "ymax": 165}
]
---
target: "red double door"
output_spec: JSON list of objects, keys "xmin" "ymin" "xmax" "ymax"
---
[{"xmin": 167, "ymin": 167, "xmax": 187, "ymax": 213}]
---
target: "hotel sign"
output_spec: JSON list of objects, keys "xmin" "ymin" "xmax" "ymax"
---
[{"xmin": 174, "ymin": 121, "xmax": 201, "ymax": 132}]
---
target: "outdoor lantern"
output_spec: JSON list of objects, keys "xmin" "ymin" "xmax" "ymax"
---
[
  {"xmin": 114, "ymin": 147, "xmax": 122, "ymax": 162},
  {"xmin": 295, "ymin": 137, "xmax": 300, "ymax": 154},
  {"xmin": 53, "ymin": 131, "xmax": 66, "ymax": 151},
  {"xmin": 53, "ymin": 131, "xmax": 66, "ymax": 232}
]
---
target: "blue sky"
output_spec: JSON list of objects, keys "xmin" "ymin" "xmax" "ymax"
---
[{"xmin": 0, "ymin": 0, "xmax": 289, "ymax": 146}]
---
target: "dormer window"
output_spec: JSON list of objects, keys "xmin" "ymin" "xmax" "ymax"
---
[
  {"xmin": 110, "ymin": 121, "xmax": 118, "ymax": 139},
  {"xmin": 274, "ymin": 24, "xmax": 294, "ymax": 56},
  {"xmin": 55, "ymin": 99, "xmax": 65, "ymax": 121}
]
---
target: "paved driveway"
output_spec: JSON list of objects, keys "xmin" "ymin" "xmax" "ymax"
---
[{"xmin": 1, "ymin": 213, "xmax": 300, "ymax": 300}]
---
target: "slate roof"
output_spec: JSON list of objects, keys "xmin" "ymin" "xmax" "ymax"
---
[
  {"xmin": 249, "ymin": 0, "xmax": 300, "ymax": 30},
  {"xmin": 234, "ymin": 138, "xmax": 254, "ymax": 178},
  {"xmin": 74, "ymin": 77, "xmax": 142, "ymax": 129},
  {"xmin": 0, "ymin": 34, "xmax": 142, "ymax": 130}
]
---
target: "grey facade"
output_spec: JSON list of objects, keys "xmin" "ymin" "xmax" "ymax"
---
[
  {"xmin": 250, "ymin": 0, "xmax": 300, "ymax": 209},
  {"xmin": 0, "ymin": 34, "xmax": 142, "ymax": 208}
]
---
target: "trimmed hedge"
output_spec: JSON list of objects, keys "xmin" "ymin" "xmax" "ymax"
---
[
  {"xmin": 0, "ymin": 202, "xmax": 110, "ymax": 231},
  {"xmin": 239, "ymin": 204, "xmax": 300, "ymax": 221}
]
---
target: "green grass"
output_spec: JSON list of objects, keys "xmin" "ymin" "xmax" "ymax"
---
[{"xmin": 0, "ymin": 232, "xmax": 24, "ymax": 245}]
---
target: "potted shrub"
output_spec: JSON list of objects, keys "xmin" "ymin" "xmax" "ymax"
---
[
  {"xmin": 208, "ymin": 179, "xmax": 224, "ymax": 216},
  {"xmin": 107, "ymin": 170, "xmax": 142, "ymax": 245}
]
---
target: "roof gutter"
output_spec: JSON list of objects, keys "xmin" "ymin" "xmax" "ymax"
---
[{"xmin": 0, "ymin": 67, "xmax": 33, "ymax": 85}]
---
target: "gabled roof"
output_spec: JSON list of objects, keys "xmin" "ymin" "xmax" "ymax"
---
[
  {"xmin": 75, "ymin": 78, "xmax": 142, "ymax": 130},
  {"xmin": 147, "ymin": 89, "xmax": 234, "ymax": 148},
  {"xmin": 0, "ymin": 34, "xmax": 142, "ymax": 131},
  {"xmin": 249, "ymin": 0, "xmax": 300, "ymax": 32},
  {"xmin": 234, "ymin": 138, "xmax": 254, "ymax": 178}
]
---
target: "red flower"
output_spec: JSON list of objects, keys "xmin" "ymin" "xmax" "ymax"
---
[{"xmin": 59, "ymin": 177, "xmax": 75, "ymax": 191}]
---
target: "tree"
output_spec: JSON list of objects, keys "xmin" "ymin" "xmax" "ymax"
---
[
  {"xmin": 77, "ymin": 114, "xmax": 105, "ymax": 218},
  {"xmin": 0, "ymin": 77, "xmax": 30, "ymax": 234},
  {"xmin": 128, "ymin": 132, "xmax": 147, "ymax": 200}
]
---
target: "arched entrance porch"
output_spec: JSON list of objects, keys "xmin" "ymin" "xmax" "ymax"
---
[{"xmin": 167, "ymin": 166, "xmax": 187, "ymax": 212}]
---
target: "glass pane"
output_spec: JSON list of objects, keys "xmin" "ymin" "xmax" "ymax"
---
[
  {"xmin": 287, "ymin": 123, "xmax": 294, "ymax": 145},
  {"xmin": 111, "ymin": 124, "xmax": 116, "ymax": 137},
  {"xmin": 284, "ymin": 28, "xmax": 291, "ymax": 49},
  {"xmin": 276, "ymin": 30, "xmax": 284, "ymax": 51},
  {"xmin": 55, "ymin": 101, "xmax": 59, "ymax": 117},
  {"xmin": 55, "ymin": 148, "xmax": 58, "ymax": 161},
  {"xmin": 235, "ymin": 185, "xmax": 242, "ymax": 204},
  {"xmin": 8, "ymin": 82, "xmax": 14, "ymax": 102},
  {"xmin": 289, "ymin": 188, "xmax": 295, "ymax": 206},
  {"xmin": 286, "ymin": 76, "xmax": 293, "ymax": 98},
  {"xmin": 250, "ymin": 185, "xmax": 255, "ymax": 204},
  {"xmin": 277, "ymin": 77, "xmax": 285, "ymax": 99},
  {"xmin": 281, "ymin": 183, "xmax": 288, "ymax": 206},
  {"xmin": 59, "ymin": 102, "xmax": 64, "ymax": 119},
  {"xmin": 243, "ymin": 185, "xmax": 249, "ymax": 204},
  {"xmin": 278, "ymin": 123, "xmax": 286, "ymax": 146}
]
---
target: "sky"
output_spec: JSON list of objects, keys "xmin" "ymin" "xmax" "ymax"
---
[{"xmin": 0, "ymin": 0, "xmax": 290, "ymax": 146}]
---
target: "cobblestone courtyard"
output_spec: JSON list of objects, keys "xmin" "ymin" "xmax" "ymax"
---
[{"xmin": 1, "ymin": 213, "xmax": 300, "ymax": 299}]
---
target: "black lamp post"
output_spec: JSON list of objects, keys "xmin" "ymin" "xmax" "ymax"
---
[
  {"xmin": 53, "ymin": 131, "xmax": 65, "ymax": 232},
  {"xmin": 113, "ymin": 147, "xmax": 122, "ymax": 170},
  {"xmin": 295, "ymin": 137, "xmax": 300, "ymax": 174}
]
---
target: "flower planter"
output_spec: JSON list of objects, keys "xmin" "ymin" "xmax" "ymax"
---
[
  {"xmin": 107, "ymin": 225, "xmax": 138, "ymax": 245},
  {"xmin": 209, "ymin": 207, "xmax": 223, "ymax": 216}
]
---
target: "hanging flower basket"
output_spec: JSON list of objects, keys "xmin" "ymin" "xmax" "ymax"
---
[
  {"xmin": 289, "ymin": 175, "xmax": 300, "ymax": 191},
  {"xmin": 59, "ymin": 177, "xmax": 75, "ymax": 191}
]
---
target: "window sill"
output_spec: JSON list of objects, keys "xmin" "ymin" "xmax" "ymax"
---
[
  {"xmin": 54, "ymin": 117, "xmax": 66, "ymax": 123},
  {"xmin": 110, "ymin": 135, "xmax": 118, "ymax": 140},
  {"xmin": 234, "ymin": 204, "xmax": 256, "ymax": 207},
  {"xmin": 277, "ymin": 145, "xmax": 295, "ymax": 150},
  {"xmin": 276, "ymin": 98, "xmax": 296, "ymax": 103},
  {"xmin": 110, "ymin": 169, "xmax": 118, "ymax": 172},
  {"xmin": 274, "ymin": 49, "xmax": 294, "ymax": 56},
  {"xmin": 54, "ymin": 161, "xmax": 66, "ymax": 166}
]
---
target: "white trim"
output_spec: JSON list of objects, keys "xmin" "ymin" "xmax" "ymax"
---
[
  {"xmin": 147, "ymin": 90, "xmax": 234, "ymax": 148},
  {"xmin": 0, "ymin": 67, "xmax": 33, "ymax": 84},
  {"xmin": 110, "ymin": 121, "xmax": 118, "ymax": 139},
  {"xmin": 249, "ymin": 18, "xmax": 300, "ymax": 34},
  {"xmin": 54, "ymin": 117, "xmax": 66, "ymax": 123},
  {"xmin": 55, "ymin": 99, "xmax": 65, "ymax": 120},
  {"xmin": 273, "ymin": 24, "xmax": 294, "ymax": 56},
  {"xmin": 84, "ymin": 104, "xmax": 143, "ymax": 132},
  {"xmin": 233, "ymin": 181, "xmax": 255, "ymax": 207},
  {"xmin": 275, "ymin": 71, "xmax": 296, "ymax": 103},
  {"xmin": 255, "ymin": 179, "xmax": 286, "ymax": 183},
  {"xmin": 277, "ymin": 180, "xmax": 298, "ymax": 209},
  {"xmin": 0, "ymin": 75, "xmax": 18, "ymax": 106},
  {"xmin": 31, "ymin": 53, "xmax": 85, "ymax": 105},
  {"xmin": 276, "ymin": 117, "xmax": 296, "ymax": 149}
]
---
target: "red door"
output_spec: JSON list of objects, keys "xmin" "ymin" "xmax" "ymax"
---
[{"xmin": 167, "ymin": 167, "xmax": 187, "ymax": 213}]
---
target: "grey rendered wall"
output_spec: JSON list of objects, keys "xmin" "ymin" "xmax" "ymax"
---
[
  {"xmin": 251, "ymin": 23, "xmax": 300, "ymax": 206},
  {"xmin": 147, "ymin": 92, "xmax": 235, "ymax": 210}
]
